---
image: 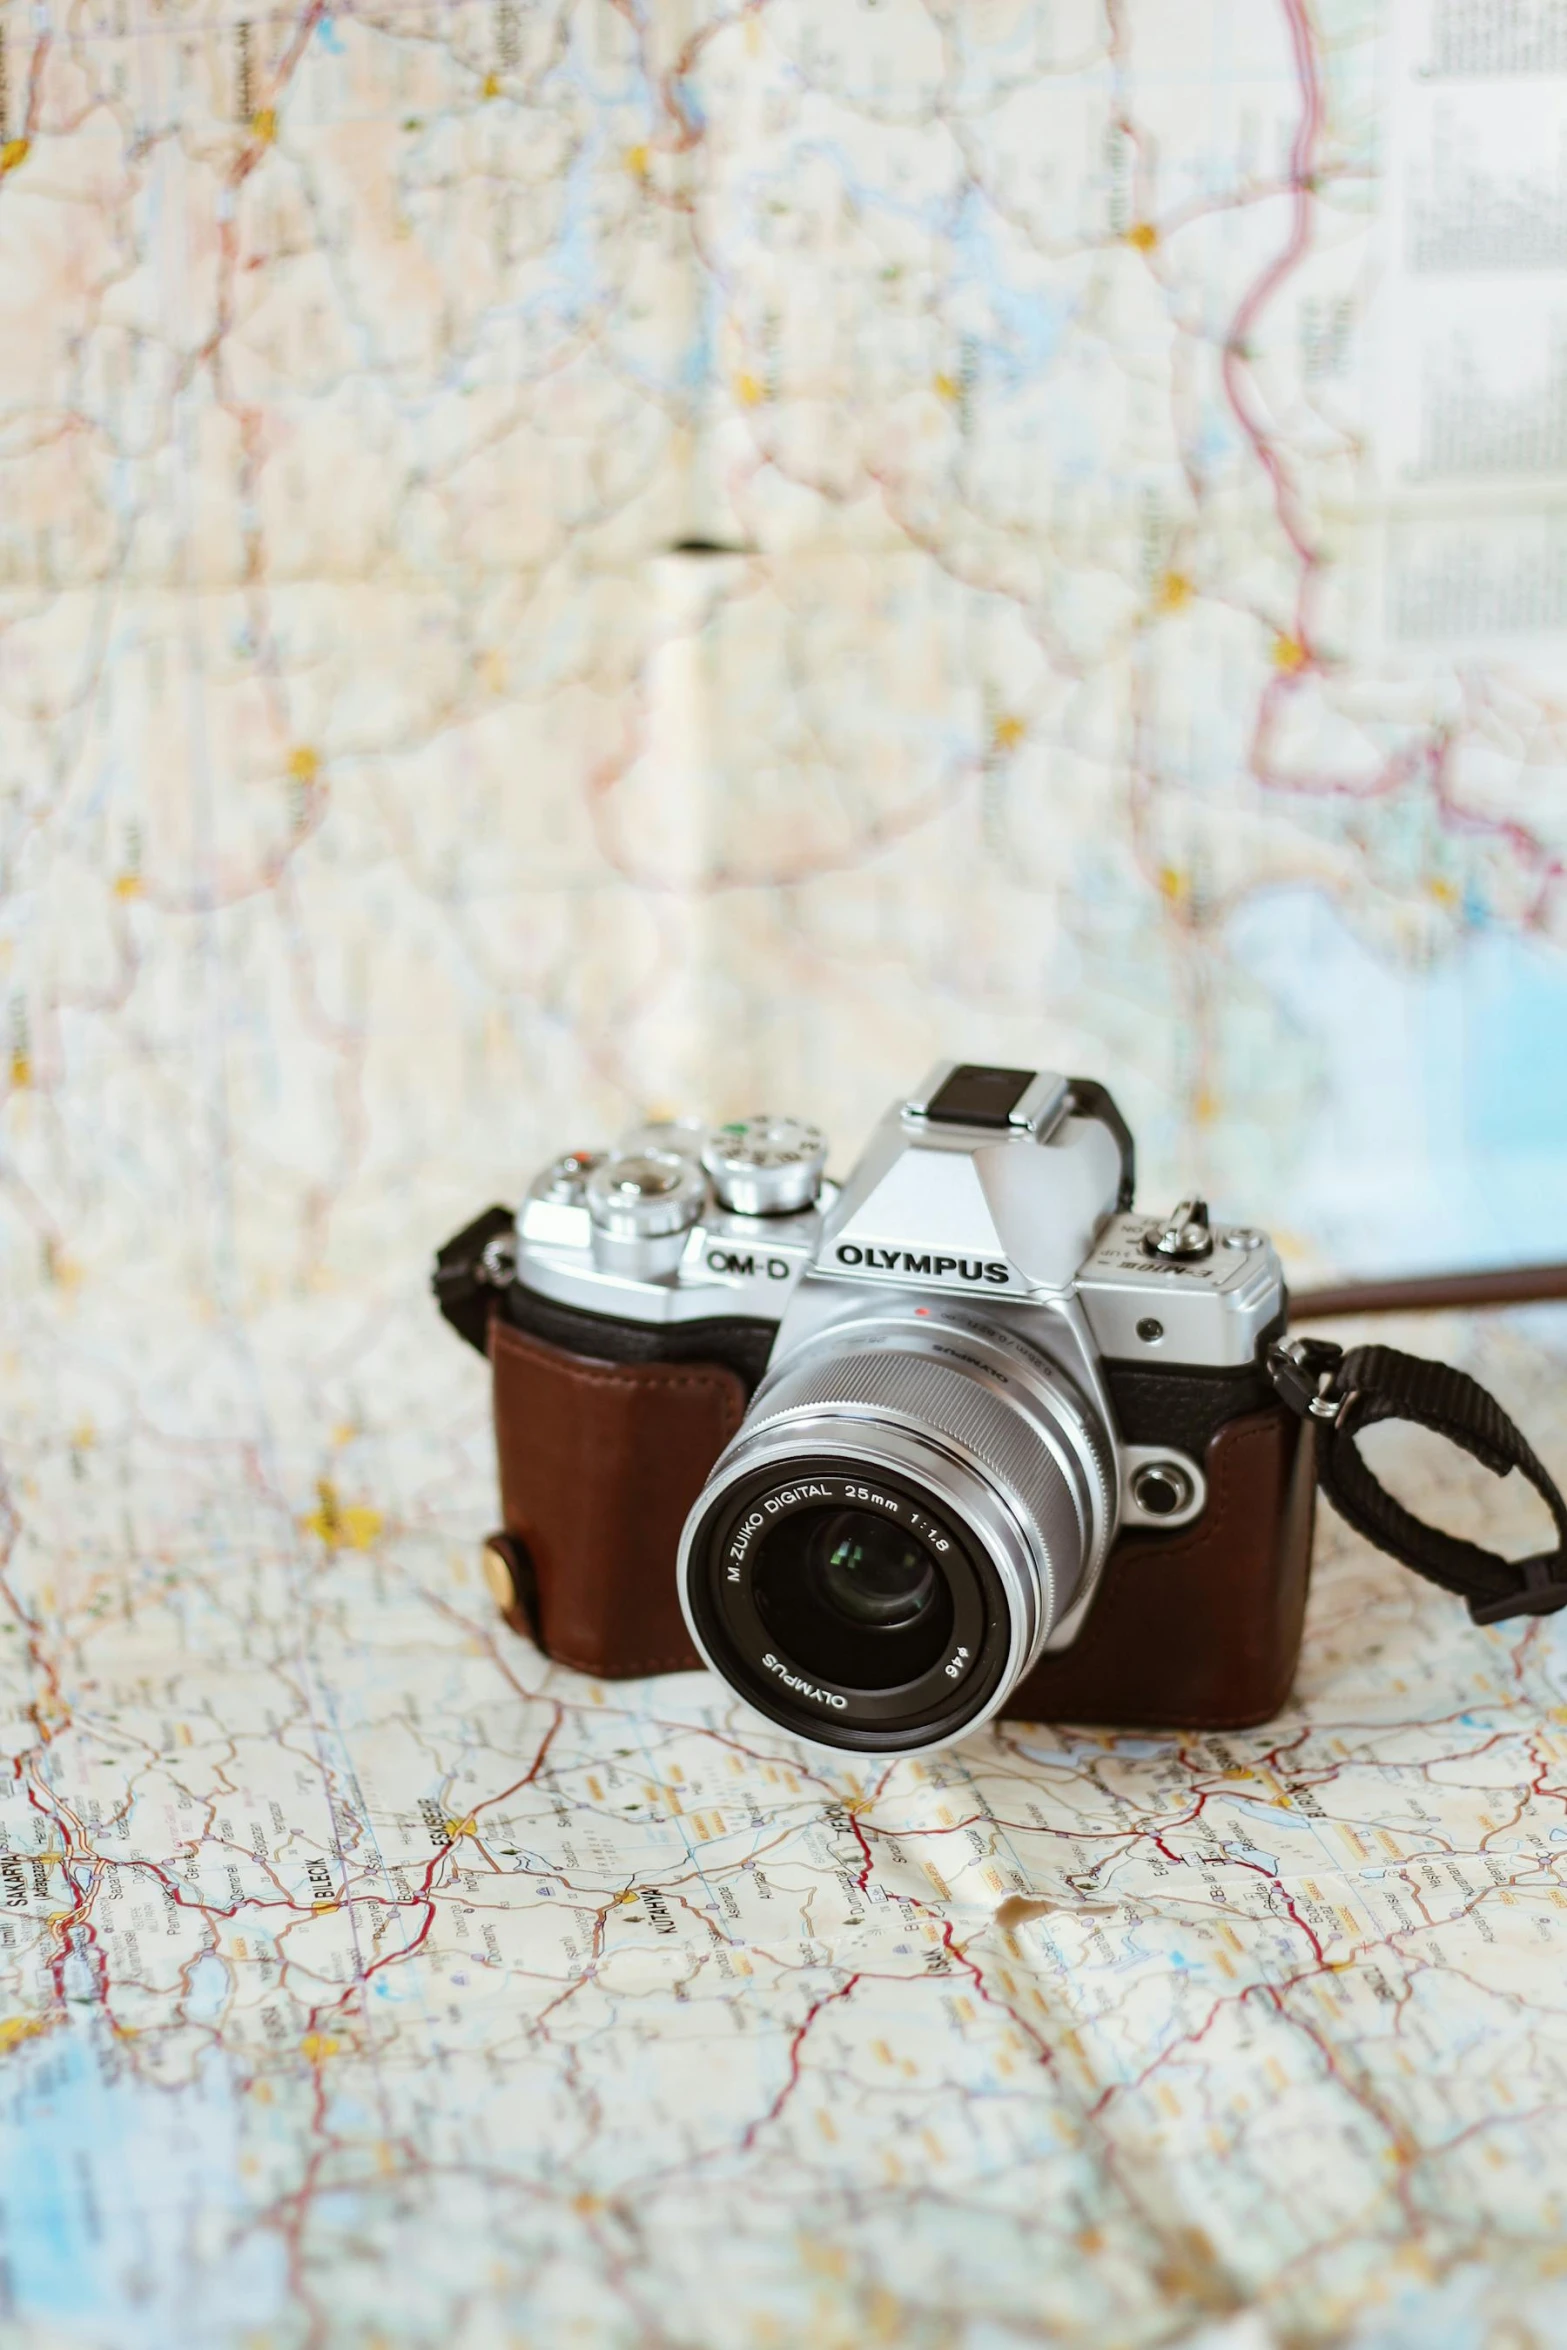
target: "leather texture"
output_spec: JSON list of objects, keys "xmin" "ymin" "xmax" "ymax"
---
[
  {"xmin": 1005, "ymin": 1404, "xmax": 1315, "ymax": 1730},
  {"xmin": 489, "ymin": 1315, "xmax": 746, "ymax": 1677}
]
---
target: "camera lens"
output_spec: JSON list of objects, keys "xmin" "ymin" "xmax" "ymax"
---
[
  {"xmin": 752, "ymin": 1506, "xmax": 955, "ymax": 1692},
  {"xmin": 677, "ymin": 1312, "xmax": 1114, "ymax": 1755},
  {"xmin": 813, "ymin": 1511, "xmax": 937, "ymax": 1628}
]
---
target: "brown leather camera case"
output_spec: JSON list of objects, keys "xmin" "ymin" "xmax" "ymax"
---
[{"xmin": 487, "ymin": 1313, "xmax": 1316, "ymax": 1731}]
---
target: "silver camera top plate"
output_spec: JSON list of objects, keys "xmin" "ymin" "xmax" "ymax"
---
[
  {"xmin": 510, "ymin": 1068, "xmax": 1283, "ymax": 1372},
  {"xmin": 1074, "ymin": 1213, "xmax": 1283, "ymax": 1369}
]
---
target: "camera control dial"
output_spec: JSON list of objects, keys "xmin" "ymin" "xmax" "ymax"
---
[
  {"xmin": 586, "ymin": 1149, "xmax": 707, "ymax": 1279},
  {"xmin": 587, "ymin": 1151, "xmax": 705, "ymax": 1238},
  {"xmin": 702, "ymin": 1116, "xmax": 827, "ymax": 1217},
  {"xmin": 539, "ymin": 1149, "xmax": 604, "ymax": 1203}
]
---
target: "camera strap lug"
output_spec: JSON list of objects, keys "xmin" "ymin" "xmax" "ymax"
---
[
  {"xmin": 1268, "ymin": 1336, "xmax": 1345, "ymax": 1420},
  {"xmin": 432, "ymin": 1204, "xmax": 518, "ymax": 1357},
  {"xmin": 1267, "ymin": 1336, "xmax": 1567, "ymax": 1626}
]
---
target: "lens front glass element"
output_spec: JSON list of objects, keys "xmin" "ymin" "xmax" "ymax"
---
[
  {"xmin": 684, "ymin": 1462, "xmax": 1014, "ymax": 1750},
  {"xmin": 754, "ymin": 1506, "xmax": 955, "ymax": 1690}
]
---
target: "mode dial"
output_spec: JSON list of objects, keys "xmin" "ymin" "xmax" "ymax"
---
[{"xmin": 701, "ymin": 1115, "xmax": 827, "ymax": 1217}]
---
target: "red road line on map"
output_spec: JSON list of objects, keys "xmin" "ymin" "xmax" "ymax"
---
[
  {"xmin": 937, "ymin": 1916, "xmax": 1058, "ymax": 2069},
  {"xmin": 737, "ymin": 1972, "xmax": 862, "ymax": 2151},
  {"xmin": 1220, "ymin": 0, "xmax": 1324, "ymax": 641}
]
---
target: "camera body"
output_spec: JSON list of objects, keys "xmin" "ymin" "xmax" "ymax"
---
[{"xmin": 436, "ymin": 1064, "xmax": 1315, "ymax": 1755}]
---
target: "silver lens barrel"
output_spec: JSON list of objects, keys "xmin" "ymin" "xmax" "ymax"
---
[{"xmin": 677, "ymin": 1311, "xmax": 1115, "ymax": 1755}]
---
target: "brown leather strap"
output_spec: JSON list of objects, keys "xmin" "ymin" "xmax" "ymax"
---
[
  {"xmin": 1293, "ymin": 1262, "xmax": 1567, "ymax": 1319},
  {"xmin": 489, "ymin": 1317, "xmax": 745, "ymax": 1677}
]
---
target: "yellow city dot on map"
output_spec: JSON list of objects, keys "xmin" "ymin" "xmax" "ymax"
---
[
  {"xmin": 445, "ymin": 1817, "xmax": 477, "ymax": 1840},
  {"xmin": 1428, "ymin": 875, "xmax": 1458, "ymax": 907},
  {"xmin": 865, "ymin": 2289, "xmax": 899, "ymax": 2341},
  {"xmin": 9, "ymin": 1052, "xmax": 29, "ymax": 1087},
  {"xmin": 113, "ymin": 873, "xmax": 142, "ymax": 899},
  {"xmin": 288, "ymin": 745, "xmax": 320, "ymax": 785},
  {"xmin": 0, "ymin": 140, "xmax": 29, "ymax": 175},
  {"xmin": 312, "ymin": 1901, "xmax": 336, "ymax": 1914},
  {"xmin": 1126, "ymin": 221, "xmax": 1158, "ymax": 251},
  {"xmin": 482, "ymin": 72, "xmax": 502, "ymax": 99},
  {"xmin": 1272, "ymin": 633, "xmax": 1307, "ymax": 670},
  {"xmin": 1155, "ymin": 570, "xmax": 1191, "ymax": 612},
  {"xmin": 734, "ymin": 371, "xmax": 764, "ymax": 407},
  {"xmin": 1158, "ymin": 865, "xmax": 1187, "ymax": 904},
  {"xmin": 992, "ymin": 714, "xmax": 1026, "ymax": 751},
  {"xmin": 303, "ymin": 1480, "xmax": 382, "ymax": 1550},
  {"xmin": 252, "ymin": 108, "xmax": 277, "ymax": 144},
  {"xmin": 300, "ymin": 2033, "xmax": 340, "ymax": 2063},
  {"xmin": 932, "ymin": 372, "xmax": 959, "ymax": 403},
  {"xmin": 624, "ymin": 144, "xmax": 649, "ymax": 178}
]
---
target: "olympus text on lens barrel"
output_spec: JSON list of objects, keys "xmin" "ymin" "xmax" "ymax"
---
[{"xmin": 435, "ymin": 1067, "xmax": 1301, "ymax": 1754}]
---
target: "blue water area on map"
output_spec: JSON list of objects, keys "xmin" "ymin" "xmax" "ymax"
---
[
  {"xmin": 1223, "ymin": 1835, "xmax": 1280, "ymax": 1874},
  {"xmin": 183, "ymin": 1948, "xmax": 231, "ymax": 2026},
  {"xmin": 1227, "ymin": 887, "xmax": 1567, "ymax": 1274},
  {"xmin": 0, "ymin": 2021, "xmax": 282, "ymax": 2340}
]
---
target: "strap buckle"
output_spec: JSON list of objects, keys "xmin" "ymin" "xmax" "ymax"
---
[
  {"xmin": 1267, "ymin": 1337, "xmax": 1347, "ymax": 1422},
  {"xmin": 1468, "ymin": 1555, "xmax": 1567, "ymax": 1626}
]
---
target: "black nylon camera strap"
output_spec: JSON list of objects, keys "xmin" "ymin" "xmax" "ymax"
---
[{"xmin": 1267, "ymin": 1338, "xmax": 1567, "ymax": 1625}]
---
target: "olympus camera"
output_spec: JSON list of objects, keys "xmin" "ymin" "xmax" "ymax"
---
[{"xmin": 434, "ymin": 1064, "xmax": 1316, "ymax": 1756}]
